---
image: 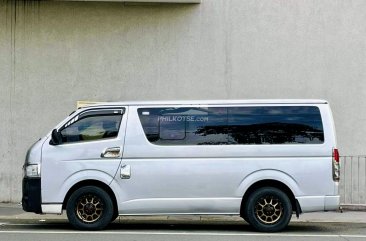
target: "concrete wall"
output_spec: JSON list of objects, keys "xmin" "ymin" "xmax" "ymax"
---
[{"xmin": 1, "ymin": 0, "xmax": 366, "ymax": 202}]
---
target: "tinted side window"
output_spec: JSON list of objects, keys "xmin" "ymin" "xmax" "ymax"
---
[
  {"xmin": 228, "ymin": 106, "xmax": 324, "ymax": 144},
  {"xmin": 60, "ymin": 115, "xmax": 122, "ymax": 143},
  {"xmin": 186, "ymin": 107, "xmax": 227, "ymax": 145},
  {"xmin": 138, "ymin": 106, "xmax": 324, "ymax": 145},
  {"xmin": 138, "ymin": 107, "xmax": 228, "ymax": 145}
]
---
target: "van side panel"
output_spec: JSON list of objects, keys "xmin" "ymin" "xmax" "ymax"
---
[{"xmin": 112, "ymin": 104, "xmax": 338, "ymax": 214}]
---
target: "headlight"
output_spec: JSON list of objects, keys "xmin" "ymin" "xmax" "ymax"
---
[{"xmin": 24, "ymin": 164, "xmax": 41, "ymax": 178}]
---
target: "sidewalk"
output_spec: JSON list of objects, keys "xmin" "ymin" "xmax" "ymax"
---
[{"xmin": 0, "ymin": 203, "xmax": 365, "ymax": 224}]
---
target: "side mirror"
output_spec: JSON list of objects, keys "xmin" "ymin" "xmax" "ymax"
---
[{"xmin": 50, "ymin": 129, "xmax": 63, "ymax": 145}]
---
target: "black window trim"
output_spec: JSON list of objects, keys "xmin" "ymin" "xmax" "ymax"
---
[
  {"xmin": 56, "ymin": 108, "xmax": 125, "ymax": 145},
  {"xmin": 61, "ymin": 108, "xmax": 125, "ymax": 132}
]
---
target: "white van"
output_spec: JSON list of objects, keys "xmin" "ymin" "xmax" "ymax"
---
[{"xmin": 22, "ymin": 100, "xmax": 340, "ymax": 232}]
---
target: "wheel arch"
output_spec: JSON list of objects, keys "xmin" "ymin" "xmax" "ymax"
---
[
  {"xmin": 62, "ymin": 179, "xmax": 118, "ymax": 219},
  {"xmin": 240, "ymin": 179, "xmax": 301, "ymax": 217}
]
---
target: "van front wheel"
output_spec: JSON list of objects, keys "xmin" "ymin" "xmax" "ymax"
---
[
  {"xmin": 245, "ymin": 187, "xmax": 292, "ymax": 232},
  {"xmin": 66, "ymin": 186, "xmax": 113, "ymax": 230}
]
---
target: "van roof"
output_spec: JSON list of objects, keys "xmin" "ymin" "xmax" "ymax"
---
[{"xmin": 79, "ymin": 99, "xmax": 328, "ymax": 109}]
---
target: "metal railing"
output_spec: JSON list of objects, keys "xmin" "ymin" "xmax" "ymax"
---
[{"xmin": 339, "ymin": 156, "xmax": 366, "ymax": 207}]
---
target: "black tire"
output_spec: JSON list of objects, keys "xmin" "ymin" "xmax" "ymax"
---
[
  {"xmin": 245, "ymin": 187, "xmax": 292, "ymax": 232},
  {"xmin": 66, "ymin": 186, "xmax": 114, "ymax": 230}
]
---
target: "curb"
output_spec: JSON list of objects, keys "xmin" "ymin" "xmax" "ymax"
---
[
  {"xmin": 1, "ymin": 213, "xmax": 366, "ymax": 224},
  {"xmin": 1, "ymin": 203, "xmax": 365, "ymax": 224},
  {"xmin": 341, "ymin": 205, "xmax": 366, "ymax": 212}
]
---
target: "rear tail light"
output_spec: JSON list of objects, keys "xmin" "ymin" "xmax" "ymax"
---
[{"xmin": 332, "ymin": 148, "xmax": 340, "ymax": 182}]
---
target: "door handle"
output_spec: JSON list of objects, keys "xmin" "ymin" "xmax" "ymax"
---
[
  {"xmin": 120, "ymin": 164, "xmax": 131, "ymax": 179},
  {"xmin": 101, "ymin": 147, "xmax": 121, "ymax": 158}
]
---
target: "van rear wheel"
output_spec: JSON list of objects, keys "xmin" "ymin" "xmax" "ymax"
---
[
  {"xmin": 245, "ymin": 187, "xmax": 292, "ymax": 232},
  {"xmin": 66, "ymin": 186, "xmax": 113, "ymax": 230}
]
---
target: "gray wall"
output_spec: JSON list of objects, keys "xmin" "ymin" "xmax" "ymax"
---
[{"xmin": 1, "ymin": 0, "xmax": 366, "ymax": 202}]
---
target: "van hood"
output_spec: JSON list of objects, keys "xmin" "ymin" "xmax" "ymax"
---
[{"xmin": 24, "ymin": 137, "xmax": 48, "ymax": 165}]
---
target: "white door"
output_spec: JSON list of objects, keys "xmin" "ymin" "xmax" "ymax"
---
[{"xmin": 41, "ymin": 107, "xmax": 128, "ymax": 204}]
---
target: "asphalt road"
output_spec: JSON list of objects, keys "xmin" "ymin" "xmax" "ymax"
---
[{"xmin": 1, "ymin": 220, "xmax": 366, "ymax": 241}]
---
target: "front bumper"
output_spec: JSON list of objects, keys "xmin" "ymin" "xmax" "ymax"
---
[{"xmin": 22, "ymin": 177, "xmax": 42, "ymax": 213}]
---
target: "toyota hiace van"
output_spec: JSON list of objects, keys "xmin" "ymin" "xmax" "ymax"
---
[{"xmin": 22, "ymin": 100, "xmax": 340, "ymax": 232}]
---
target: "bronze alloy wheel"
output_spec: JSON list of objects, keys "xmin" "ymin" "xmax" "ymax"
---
[
  {"xmin": 255, "ymin": 195, "xmax": 283, "ymax": 224},
  {"xmin": 67, "ymin": 186, "xmax": 114, "ymax": 230},
  {"xmin": 244, "ymin": 187, "xmax": 292, "ymax": 232},
  {"xmin": 76, "ymin": 194, "xmax": 104, "ymax": 223}
]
